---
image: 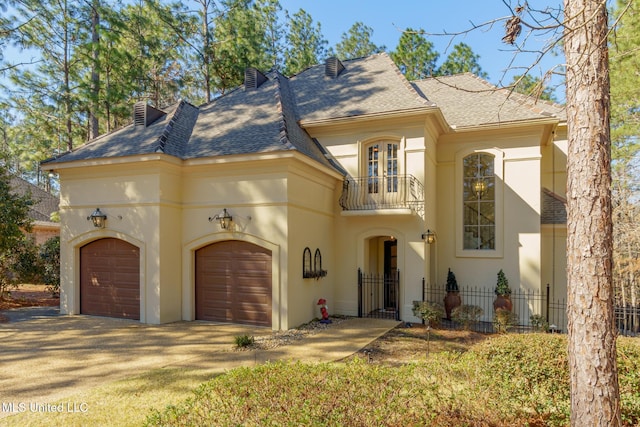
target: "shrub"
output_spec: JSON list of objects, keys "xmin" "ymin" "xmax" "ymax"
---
[
  {"xmin": 412, "ymin": 301, "xmax": 445, "ymax": 326},
  {"xmin": 493, "ymin": 308, "xmax": 518, "ymax": 333},
  {"xmin": 466, "ymin": 333, "xmax": 571, "ymax": 425},
  {"xmin": 529, "ymin": 314, "xmax": 549, "ymax": 332},
  {"xmin": 40, "ymin": 236, "xmax": 60, "ymax": 296},
  {"xmin": 233, "ymin": 334, "xmax": 254, "ymax": 348},
  {"xmin": 146, "ymin": 334, "xmax": 640, "ymax": 427},
  {"xmin": 451, "ymin": 304, "xmax": 483, "ymax": 329}
]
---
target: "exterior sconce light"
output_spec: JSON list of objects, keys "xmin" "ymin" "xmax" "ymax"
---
[
  {"xmin": 473, "ymin": 178, "xmax": 486, "ymax": 199},
  {"xmin": 87, "ymin": 207, "xmax": 107, "ymax": 228},
  {"xmin": 422, "ymin": 229, "xmax": 436, "ymax": 244},
  {"xmin": 209, "ymin": 208, "xmax": 233, "ymax": 230}
]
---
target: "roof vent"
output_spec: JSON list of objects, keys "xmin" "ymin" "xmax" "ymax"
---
[
  {"xmin": 133, "ymin": 101, "xmax": 165, "ymax": 128},
  {"xmin": 244, "ymin": 67, "xmax": 268, "ymax": 90},
  {"xmin": 325, "ymin": 57, "xmax": 345, "ymax": 78}
]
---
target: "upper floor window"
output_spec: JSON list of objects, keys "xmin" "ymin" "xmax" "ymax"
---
[
  {"xmin": 463, "ymin": 153, "xmax": 496, "ymax": 250},
  {"xmin": 367, "ymin": 141, "xmax": 399, "ymax": 194}
]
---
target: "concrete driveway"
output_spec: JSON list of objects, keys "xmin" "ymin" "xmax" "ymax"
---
[{"xmin": 0, "ymin": 314, "xmax": 398, "ymax": 420}]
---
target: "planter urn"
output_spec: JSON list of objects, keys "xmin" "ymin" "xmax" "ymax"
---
[
  {"xmin": 493, "ymin": 294, "xmax": 513, "ymax": 312},
  {"xmin": 444, "ymin": 291, "xmax": 462, "ymax": 320}
]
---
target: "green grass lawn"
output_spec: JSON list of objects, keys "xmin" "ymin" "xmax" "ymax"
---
[
  {"xmin": 145, "ymin": 334, "xmax": 640, "ymax": 427},
  {"xmin": 4, "ymin": 333, "xmax": 639, "ymax": 427}
]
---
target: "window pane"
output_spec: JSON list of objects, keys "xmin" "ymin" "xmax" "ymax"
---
[
  {"xmin": 479, "ymin": 154, "xmax": 494, "ymax": 176},
  {"xmin": 463, "ymin": 178, "xmax": 475, "ymax": 201},
  {"xmin": 484, "ymin": 177, "xmax": 495, "ymax": 200},
  {"xmin": 464, "ymin": 202, "xmax": 478, "ymax": 226},
  {"xmin": 464, "ymin": 226, "xmax": 479, "ymax": 250},
  {"xmin": 479, "ymin": 226, "xmax": 495, "ymax": 249},
  {"xmin": 479, "ymin": 201, "xmax": 495, "ymax": 225},
  {"xmin": 463, "ymin": 155, "xmax": 477, "ymax": 177}
]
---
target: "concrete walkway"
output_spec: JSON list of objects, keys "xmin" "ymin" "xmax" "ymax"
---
[{"xmin": 0, "ymin": 314, "xmax": 399, "ymax": 419}]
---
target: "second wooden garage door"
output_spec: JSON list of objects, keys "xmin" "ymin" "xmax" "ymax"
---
[
  {"xmin": 80, "ymin": 238, "xmax": 140, "ymax": 320},
  {"xmin": 195, "ymin": 241, "xmax": 272, "ymax": 327}
]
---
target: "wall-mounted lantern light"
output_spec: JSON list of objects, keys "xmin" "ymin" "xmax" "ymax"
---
[
  {"xmin": 87, "ymin": 207, "xmax": 107, "ymax": 228},
  {"xmin": 421, "ymin": 229, "xmax": 436, "ymax": 244},
  {"xmin": 209, "ymin": 208, "xmax": 233, "ymax": 230}
]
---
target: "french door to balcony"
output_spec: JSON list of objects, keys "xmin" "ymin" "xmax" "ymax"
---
[{"xmin": 367, "ymin": 141, "xmax": 399, "ymax": 206}]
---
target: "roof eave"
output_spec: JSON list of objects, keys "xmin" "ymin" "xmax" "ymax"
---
[
  {"xmin": 448, "ymin": 116, "xmax": 562, "ymax": 133},
  {"xmin": 40, "ymin": 153, "xmax": 182, "ymax": 171},
  {"xmin": 298, "ymin": 106, "xmax": 441, "ymax": 129}
]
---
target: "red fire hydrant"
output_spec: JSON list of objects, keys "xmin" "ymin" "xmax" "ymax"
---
[{"xmin": 317, "ymin": 298, "xmax": 331, "ymax": 324}]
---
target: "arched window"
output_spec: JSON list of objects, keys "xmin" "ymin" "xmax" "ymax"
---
[
  {"xmin": 366, "ymin": 141, "xmax": 399, "ymax": 195},
  {"xmin": 463, "ymin": 153, "xmax": 496, "ymax": 250}
]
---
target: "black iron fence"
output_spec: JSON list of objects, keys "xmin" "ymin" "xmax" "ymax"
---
[
  {"xmin": 358, "ymin": 269, "xmax": 400, "ymax": 320},
  {"xmin": 421, "ymin": 280, "xmax": 640, "ymax": 337}
]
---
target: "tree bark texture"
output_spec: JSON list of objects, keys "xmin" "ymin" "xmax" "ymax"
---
[{"xmin": 563, "ymin": 0, "xmax": 621, "ymax": 425}]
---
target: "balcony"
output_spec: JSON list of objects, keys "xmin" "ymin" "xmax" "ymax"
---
[{"xmin": 339, "ymin": 175, "xmax": 424, "ymax": 217}]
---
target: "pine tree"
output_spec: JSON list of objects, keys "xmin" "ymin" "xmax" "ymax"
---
[
  {"xmin": 437, "ymin": 42, "xmax": 488, "ymax": 78},
  {"xmin": 282, "ymin": 8, "xmax": 328, "ymax": 76},
  {"xmin": 334, "ymin": 22, "xmax": 385, "ymax": 60},
  {"xmin": 390, "ymin": 28, "xmax": 438, "ymax": 80}
]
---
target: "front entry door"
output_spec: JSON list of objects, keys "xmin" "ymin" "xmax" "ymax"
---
[{"xmin": 384, "ymin": 239, "xmax": 398, "ymax": 309}]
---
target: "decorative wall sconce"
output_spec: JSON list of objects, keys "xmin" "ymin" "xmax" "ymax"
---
[
  {"xmin": 209, "ymin": 208, "xmax": 233, "ymax": 230},
  {"xmin": 421, "ymin": 229, "xmax": 436, "ymax": 244},
  {"xmin": 87, "ymin": 207, "xmax": 107, "ymax": 228}
]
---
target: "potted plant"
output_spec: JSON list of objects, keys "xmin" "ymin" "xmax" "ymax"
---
[
  {"xmin": 493, "ymin": 269, "xmax": 513, "ymax": 312},
  {"xmin": 443, "ymin": 268, "xmax": 461, "ymax": 320}
]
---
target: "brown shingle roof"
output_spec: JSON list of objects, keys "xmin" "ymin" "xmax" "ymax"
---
[
  {"xmin": 42, "ymin": 54, "xmax": 566, "ymax": 170},
  {"xmin": 541, "ymin": 188, "xmax": 567, "ymax": 224},
  {"xmin": 291, "ymin": 53, "xmax": 434, "ymax": 124},
  {"xmin": 412, "ymin": 73, "xmax": 566, "ymax": 129}
]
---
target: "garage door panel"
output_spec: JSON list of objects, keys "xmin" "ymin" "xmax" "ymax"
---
[
  {"xmin": 81, "ymin": 238, "xmax": 140, "ymax": 320},
  {"xmin": 196, "ymin": 240, "xmax": 272, "ymax": 326}
]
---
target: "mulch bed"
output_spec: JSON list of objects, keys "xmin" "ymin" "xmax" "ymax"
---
[{"xmin": 0, "ymin": 284, "xmax": 59, "ymax": 323}]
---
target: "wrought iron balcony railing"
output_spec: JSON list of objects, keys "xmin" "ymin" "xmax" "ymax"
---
[{"xmin": 339, "ymin": 175, "xmax": 424, "ymax": 216}]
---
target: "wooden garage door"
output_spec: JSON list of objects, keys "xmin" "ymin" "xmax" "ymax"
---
[
  {"xmin": 80, "ymin": 238, "xmax": 140, "ymax": 320},
  {"xmin": 196, "ymin": 241, "xmax": 272, "ymax": 327}
]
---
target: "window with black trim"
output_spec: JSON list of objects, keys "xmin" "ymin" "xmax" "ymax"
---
[{"xmin": 463, "ymin": 153, "xmax": 496, "ymax": 250}]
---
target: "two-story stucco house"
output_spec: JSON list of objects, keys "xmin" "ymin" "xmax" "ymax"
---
[{"xmin": 41, "ymin": 53, "xmax": 567, "ymax": 329}]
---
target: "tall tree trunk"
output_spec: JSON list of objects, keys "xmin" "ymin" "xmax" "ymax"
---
[
  {"xmin": 88, "ymin": 0, "xmax": 100, "ymax": 140},
  {"xmin": 564, "ymin": 0, "xmax": 621, "ymax": 425},
  {"xmin": 63, "ymin": 0, "xmax": 73, "ymax": 152}
]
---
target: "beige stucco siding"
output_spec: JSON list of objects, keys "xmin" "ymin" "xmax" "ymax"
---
[{"xmin": 436, "ymin": 128, "xmax": 547, "ymax": 293}]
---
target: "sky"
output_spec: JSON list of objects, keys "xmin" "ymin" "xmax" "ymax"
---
[
  {"xmin": 0, "ymin": 1, "xmax": 566, "ymax": 100},
  {"xmin": 278, "ymin": 0, "xmax": 566, "ymax": 99}
]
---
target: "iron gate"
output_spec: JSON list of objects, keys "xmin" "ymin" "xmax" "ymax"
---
[{"xmin": 358, "ymin": 268, "xmax": 400, "ymax": 320}]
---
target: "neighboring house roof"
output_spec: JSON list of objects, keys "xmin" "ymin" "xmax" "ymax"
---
[
  {"xmin": 412, "ymin": 73, "xmax": 566, "ymax": 129},
  {"xmin": 541, "ymin": 188, "xmax": 567, "ymax": 224},
  {"xmin": 9, "ymin": 175, "xmax": 59, "ymax": 222},
  {"xmin": 42, "ymin": 53, "xmax": 565, "ymax": 170}
]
